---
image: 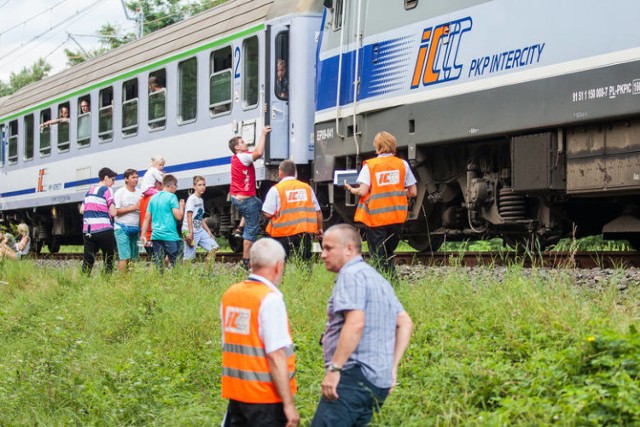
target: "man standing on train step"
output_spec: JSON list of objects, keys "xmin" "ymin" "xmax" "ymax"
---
[
  {"xmin": 262, "ymin": 159, "xmax": 323, "ymax": 261},
  {"xmin": 228, "ymin": 125, "xmax": 271, "ymax": 270},
  {"xmin": 220, "ymin": 238, "xmax": 299, "ymax": 427},
  {"xmin": 344, "ymin": 131, "xmax": 417, "ymax": 277}
]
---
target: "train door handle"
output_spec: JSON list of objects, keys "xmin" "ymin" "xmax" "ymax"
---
[{"xmin": 272, "ymin": 105, "xmax": 282, "ymax": 119}]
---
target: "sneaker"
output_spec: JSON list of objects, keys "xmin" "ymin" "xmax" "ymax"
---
[{"xmin": 241, "ymin": 258, "xmax": 250, "ymax": 271}]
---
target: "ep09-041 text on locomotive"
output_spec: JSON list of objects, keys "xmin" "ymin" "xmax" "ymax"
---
[{"xmin": 2, "ymin": 0, "xmax": 640, "ymax": 253}]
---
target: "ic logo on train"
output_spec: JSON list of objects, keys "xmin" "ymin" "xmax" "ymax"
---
[{"xmin": 411, "ymin": 17, "xmax": 472, "ymax": 89}]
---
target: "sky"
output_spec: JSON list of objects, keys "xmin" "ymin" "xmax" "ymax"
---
[{"xmin": 0, "ymin": 0, "xmax": 135, "ymax": 82}]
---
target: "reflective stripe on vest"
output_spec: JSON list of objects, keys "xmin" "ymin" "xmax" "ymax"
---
[
  {"xmin": 221, "ymin": 280, "xmax": 296, "ymax": 404},
  {"xmin": 266, "ymin": 179, "xmax": 318, "ymax": 237},
  {"xmin": 354, "ymin": 156, "xmax": 408, "ymax": 227}
]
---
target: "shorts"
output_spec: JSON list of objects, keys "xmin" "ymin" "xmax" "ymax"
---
[
  {"xmin": 115, "ymin": 228, "xmax": 140, "ymax": 261},
  {"xmin": 183, "ymin": 228, "xmax": 219, "ymax": 260},
  {"xmin": 230, "ymin": 196, "xmax": 262, "ymax": 242}
]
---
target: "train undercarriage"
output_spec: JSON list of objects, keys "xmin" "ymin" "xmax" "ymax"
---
[{"xmin": 319, "ymin": 118, "xmax": 640, "ymax": 252}]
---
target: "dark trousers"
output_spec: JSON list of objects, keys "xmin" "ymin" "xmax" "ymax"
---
[
  {"xmin": 223, "ymin": 400, "xmax": 287, "ymax": 427},
  {"xmin": 310, "ymin": 365, "xmax": 390, "ymax": 427},
  {"xmin": 151, "ymin": 240, "xmax": 183, "ymax": 272},
  {"xmin": 273, "ymin": 233, "xmax": 313, "ymax": 261},
  {"xmin": 82, "ymin": 229, "xmax": 115, "ymax": 274},
  {"xmin": 366, "ymin": 224, "xmax": 401, "ymax": 276}
]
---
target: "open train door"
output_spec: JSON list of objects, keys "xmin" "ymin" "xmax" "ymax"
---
[{"xmin": 265, "ymin": 23, "xmax": 290, "ymax": 162}]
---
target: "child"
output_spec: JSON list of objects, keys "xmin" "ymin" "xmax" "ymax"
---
[
  {"xmin": 140, "ymin": 155, "xmax": 165, "ymax": 196},
  {"xmin": 182, "ymin": 176, "xmax": 219, "ymax": 264}
]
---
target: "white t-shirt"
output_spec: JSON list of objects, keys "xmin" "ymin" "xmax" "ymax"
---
[
  {"xmin": 181, "ymin": 194, "xmax": 205, "ymax": 232},
  {"xmin": 356, "ymin": 153, "xmax": 417, "ymax": 187},
  {"xmin": 237, "ymin": 152, "xmax": 254, "ymax": 166},
  {"xmin": 114, "ymin": 186, "xmax": 142, "ymax": 227},
  {"xmin": 140, "ymin": 167, "xmax": 164, "ymax": 192},
  {"xmin": 262, "ymin": 176, "xmax": 321, "ymax": 216}
]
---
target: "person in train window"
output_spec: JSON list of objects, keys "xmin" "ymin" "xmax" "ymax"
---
[
  {"xmin": 78, "ymin": 99, "xmax": 91, "ymax": 141},
  {"xmin": 343, "ymin": 131, "xmax": 417, "ymax": 277},
  {"xmin": 275, "ymin": 58, "xmax": 289, "ymax": 100},
  {"xmin": 40, "ymin": 106, "xmax": 70, "ymax": 128}
]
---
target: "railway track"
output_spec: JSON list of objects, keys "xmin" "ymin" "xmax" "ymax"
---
[{"xmin": 33, "ymin": 250, "xmax": 640, "ymax": 268}]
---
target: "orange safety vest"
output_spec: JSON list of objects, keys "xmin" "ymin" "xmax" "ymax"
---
[
  {"xmin": 266, "ymin": 179, "xmax": 318, "ymax": 237},
  {"xmin": 221, "ymin": 280, "xmax": 297, "ymax": 403},
  {"xmin": 354, "ymin": 156, "xmax": 408, "ymax": 227}
]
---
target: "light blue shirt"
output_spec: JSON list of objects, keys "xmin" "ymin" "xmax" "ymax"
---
[
  {"xmin": 321, "ymin": 256, "xmax": 404, "ymax": 388},
  {"xmin": 148, "ymin": 191, "xmax": 180, "ymax": 241}
]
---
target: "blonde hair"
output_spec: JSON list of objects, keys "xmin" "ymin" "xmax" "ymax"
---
[
  {"xmin": 151, "ymin": 155, "xmax": 165, "ymax": 167},
  {"xmin": 373, "ymin": 131, "xmax": 397, "ymax": 155},
  {"xmin": 17, "ymin": 223, "xmax": 29, "ymax": 236}
]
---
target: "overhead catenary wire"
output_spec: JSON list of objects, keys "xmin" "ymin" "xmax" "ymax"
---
[{"xmin": 0, "ymin": 0, "xmax": 108, "ymax": 70}]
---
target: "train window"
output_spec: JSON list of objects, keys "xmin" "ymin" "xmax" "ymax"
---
[
  {"xmin": 148, "ymin": 69, "xmax": 166, "ymax": 130},
  {"xmin": 122, "ymin": 79, "xmax": 138, "ymax": 137},
  {"xmin": 99, "ymin": 87, "xmax": 113, "ymax": 142},
  {"xmin": 39, "ymin": 109, "xmax": 51, "ymax": 156},
  {"xmin": 209, "ymin": 46, "xmax": 232, "ymax": 116},
  {"xmin": 332, "ymin": 0, "xmax": 344, "ymax": 30},
  {"xmin": 275, "ymin": 32, "xmax": 289, "ymax": 100},
  {"xmin": 8, "ymin": 120, "xmax": 18, "ymax": 164},
  {"xmin": 404, "ymin": 0, "xmax": 418, "ymax": 10},
  {"xmin": 243, "ymin": 36, "xmax": 259, "ymax": 109},
  {"xmin": 56, "ymin": 103, "xmax": 70, "ymax": 152},
  {"xmin": 178, "ymin": 57, "xmax": 197, "ymax": 124},
  {"xmin": 24, "ymin": 114, "xmax": 35, "ymax": 161},
  {"xmin": 77, "ymin": 96, "xmax": 91, "ymax": 147}
]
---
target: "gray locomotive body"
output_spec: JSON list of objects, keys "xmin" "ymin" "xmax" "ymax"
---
[{"xmin": 314, "ymin": 0, "xmax": 640, "ymax": 250}]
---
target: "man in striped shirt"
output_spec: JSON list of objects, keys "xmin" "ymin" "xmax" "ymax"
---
[{"xmin": 80, "ymin": 167, "xmax": 118, "ymax": 274}]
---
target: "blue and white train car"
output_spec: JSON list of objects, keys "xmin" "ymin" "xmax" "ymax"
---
[
  {"xmin": 314, "ymin": 0, "xmax": 640, "ymax": 250},
  {"xmin": 0, "ymin": 0, "xmax": 323, "ymax": 252}
]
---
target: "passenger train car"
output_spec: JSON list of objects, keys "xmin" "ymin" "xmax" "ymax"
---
[
  {"xmin": 0, "ymin": 0, "xmax": 322, "ymax": 252},
  {"xmin": 314, "ymin": 0, "xmax": 640, "ymax": 250},
  {"xmin": 2, "ymin": 0, "xmax": 640, "ymax": 253}
]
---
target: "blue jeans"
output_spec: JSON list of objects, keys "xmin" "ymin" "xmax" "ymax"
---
[
  {"xmin": 231, "ymin": 196, "xmax": 262, "ymax": 242},
  {"xmin": 311, "ymin": 365, "xmax": 390, "ymax": 427},
  {"xmin": 151, "ymin": 240, "xmax": 183, "ymax": 271}
]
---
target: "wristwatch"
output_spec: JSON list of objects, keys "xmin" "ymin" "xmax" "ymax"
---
[{"xmin": 328, "ymin": 362, "xmax": 342, "ymax": 373}]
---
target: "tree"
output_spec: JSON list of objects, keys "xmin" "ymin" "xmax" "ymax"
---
[
  {"xmin": 65, "ymin": 24, "xmax": 136, "ymax": 67},
  {"xmin": 128, "ymin": 0, "xmax": 227, "ymax": 35},
  {"xmin": 64, "ymin": 1, "xmax": 227, "ymax": 66},
  {"xmin": 0, "ymin": 58, "xmax": 52, "ymax": 96}
]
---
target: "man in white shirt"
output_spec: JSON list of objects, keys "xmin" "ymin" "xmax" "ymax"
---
[{"xmin": 114, "ymin": 169, "xmax": 142, "ymax": 271}]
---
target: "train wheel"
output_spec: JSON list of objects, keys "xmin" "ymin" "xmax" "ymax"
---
[{"xmin": 47, "ymin": 237, "xmax": 61, "ymax": 254}]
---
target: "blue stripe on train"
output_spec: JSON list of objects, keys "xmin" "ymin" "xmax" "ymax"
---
[
  {"xmin": 2, "ymin": 155, "xmax": 232, "ymax": 198},
  {"xmin": 315, "ymin": 36, "xmax": 412, "ymax": 111}
]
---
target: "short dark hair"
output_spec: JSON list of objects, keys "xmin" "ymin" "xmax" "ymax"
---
[
  {"xmin": 228, "ymin": 136, "xmax": 242, "ymax": 153},
  {"xmin": 279, "ymin": 159, "xmax": 296, "ymax": 177},
  {"xmin": 98, "ymin": 167, "xmax": 117, "ymax": 180},
  {"xmin": 123, "ymin": 168, "xmax": 138, "ymax": 179},
  {"xmin": 163, "ymin": 174, "xmax": 177, "ymax": 187}
]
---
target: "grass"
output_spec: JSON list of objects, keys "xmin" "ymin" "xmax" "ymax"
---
[{"xmin": 1, "ymin": 258, "xmax": 639, "ymax": 425}]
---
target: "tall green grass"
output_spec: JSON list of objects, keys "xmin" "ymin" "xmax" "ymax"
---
[{"xmin": 1, "ymin": 258, "xmax": 638, "ymax": 425}]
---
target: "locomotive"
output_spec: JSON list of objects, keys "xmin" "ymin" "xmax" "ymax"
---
[{"xmin": 2, "ymin": 0, "xmax": 640, "ymax": 252}]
